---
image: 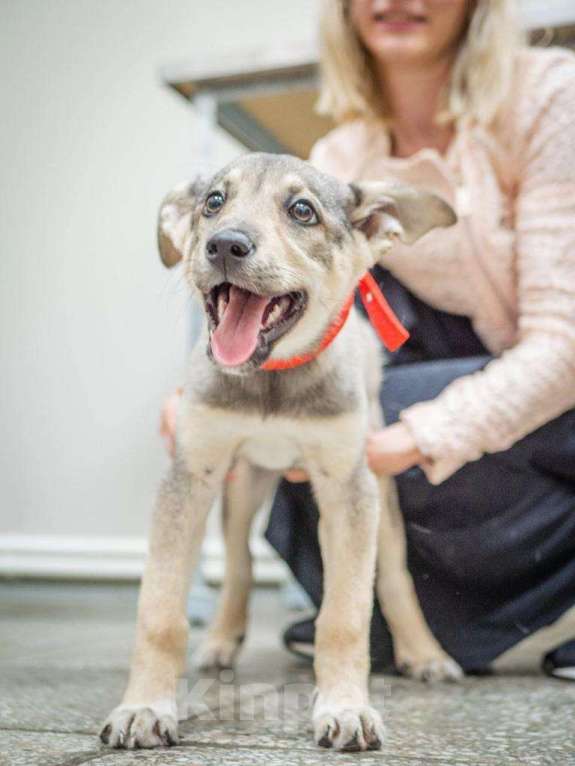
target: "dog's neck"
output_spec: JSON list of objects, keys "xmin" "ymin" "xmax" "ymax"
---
[
  {"xmin": 260, "ymin": 292, "xmax": 355, "ymax": 372},
  {"xmin": 189, "ymin": 273, "xmax": 408, "ymax": 418}
]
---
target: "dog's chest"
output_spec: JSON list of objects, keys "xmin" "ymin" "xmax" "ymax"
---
[
  {"xmin": 237, "ymin": 432, "xmax": 301, "ymax": 472},
  {"xmin": 228, "ymin": 413, "xmax": 361, "ymax": 473}
]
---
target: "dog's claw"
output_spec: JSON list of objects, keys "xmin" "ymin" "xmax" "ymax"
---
[
  {"xmin": 317, "ymin": 722, "xmax": 337, "ymax": 748},
  {"xmin": 364, "ymin": 719, "xmax": 383, "ymax": 750},
  {"xmin": 367, "ymin": 734, "xmax": 383, "ymax": 750},
  {"xmin": 313, "ymin": 705, "xmax": 384, "ymax": 752},
  {"xmin": 397, "ymin": 654, "xmax": 463, "ymax": 683},
  {"xmin": 100, "ymin": 705, "xmax": 178, "ymax": 750},
  {"xmin": 340, "ymin": 731, "xmax": 362, "ymax": 752},
  {"xmin": 317, "ymin": 734, "xmax": 332, "ymax": 749}
]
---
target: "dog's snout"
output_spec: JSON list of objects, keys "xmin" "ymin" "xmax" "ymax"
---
[{"xmin": 206, "ymin": 229, "xmax": 255, "ymax": 265}]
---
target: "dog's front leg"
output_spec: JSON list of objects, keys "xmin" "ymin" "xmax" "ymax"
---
[
  {"xmin": 307, "ymin": 458, "xmax": 385, "ymax": 752},
  {"xmin": 100, "ymin": 452, "xmax": 230, "ymax": 750}
]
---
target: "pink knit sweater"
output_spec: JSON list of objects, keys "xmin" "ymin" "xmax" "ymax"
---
[{"xmin": 310, "ymin": 47, "xmax": 575, "ymax": 484}]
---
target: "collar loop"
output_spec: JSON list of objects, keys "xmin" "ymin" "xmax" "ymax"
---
[{"xmin": 260, "ymin": 273, "xmax": 409, "ymax": 371}]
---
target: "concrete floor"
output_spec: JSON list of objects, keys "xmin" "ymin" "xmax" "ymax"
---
[{"xmin": 1, "ymin": 581, "xmax": 575, "ymax": 766}]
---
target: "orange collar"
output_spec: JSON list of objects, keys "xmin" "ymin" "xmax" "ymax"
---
[{"xmin": 260, "ymin": 272, "xmax": 409, "ymax": 371}]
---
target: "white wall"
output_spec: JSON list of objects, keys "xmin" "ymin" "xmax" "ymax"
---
[
  {"xmin": 0, "ymin": 0, "xmax": 317, "ymax": 551},
  {"xmin": 2, "ymin": 0, "xmax": 563, "ymax": 575},
  {"xmin": 520, "ymin": 0, "xmax": 575, "ymax": 28}
]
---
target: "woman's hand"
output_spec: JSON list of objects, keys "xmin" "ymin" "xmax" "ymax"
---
[
  {"xmin": 159, "ymin": 387, "xmax": 183, "ymax": 458},
  {"xmin": 366, "ymin": 422, "xmax": 424, "ymax": 476}
]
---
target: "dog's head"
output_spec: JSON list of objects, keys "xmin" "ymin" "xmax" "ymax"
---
[{"xmin": 158, "ymin": 153, "xmax": 455, "ymax": 374}]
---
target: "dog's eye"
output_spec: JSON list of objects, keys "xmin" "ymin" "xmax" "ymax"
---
[
  {"xmin": 203, "ymin": 191, "xmax": 225, "ymax": 217},
  {"xmin": 288, "ymin": 199, "xmax": 318, "ymax": 225}
]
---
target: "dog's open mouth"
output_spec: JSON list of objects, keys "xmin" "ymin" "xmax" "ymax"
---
[{"xmin": 204, "ymin": 282, "xmax": 307, "ymax": 367}]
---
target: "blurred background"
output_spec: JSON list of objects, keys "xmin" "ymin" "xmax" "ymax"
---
[{"xmin": 1, "ymin": 0, "xmax": 573, "ymax": 585}]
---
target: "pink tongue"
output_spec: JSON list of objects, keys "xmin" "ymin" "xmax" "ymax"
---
[{"xmin": 211, "ymin": 286, "xmax": 270, "ymax": 366}]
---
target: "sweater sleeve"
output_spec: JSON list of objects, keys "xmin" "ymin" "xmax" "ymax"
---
[{"xmin": 400, "ymin": 56, "xmax": 575, "ymax": 484}]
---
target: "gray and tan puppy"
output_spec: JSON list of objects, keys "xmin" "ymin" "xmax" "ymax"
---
[{"xmin": 100, "ymin": 153, "xmax": 461, "ymax": 754}]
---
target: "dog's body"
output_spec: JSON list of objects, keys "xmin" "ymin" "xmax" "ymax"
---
[{"xmin": 100, "ymin": 154, "xmax": 461, "ymax": 753}]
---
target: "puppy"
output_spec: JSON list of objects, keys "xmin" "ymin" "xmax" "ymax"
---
[{"xmin": 100, "ymin": 153, "xmax": 461, "ymax": 753}]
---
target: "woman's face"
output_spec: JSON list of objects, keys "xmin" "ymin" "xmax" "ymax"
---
[{"xmin": 349, "ymin": 0, "xmax": 471, "ymax": 68}]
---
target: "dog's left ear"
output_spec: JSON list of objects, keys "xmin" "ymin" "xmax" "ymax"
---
[
  {"xmin": 157, "ymin": 178, "xmax": 206, "ymax": 268},
  {"xmin": 349, "ymin": 182, "xmax": 457, "ymax": 245}
]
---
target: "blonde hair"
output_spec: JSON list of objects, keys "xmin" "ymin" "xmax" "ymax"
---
[{"xmin": 317, "ymin": 0, "xmax": 525, "ymax": 126}]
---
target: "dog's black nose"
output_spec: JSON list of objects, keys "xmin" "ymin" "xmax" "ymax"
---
[{"xmin": 206, "ymin": 229, "xmax": 254, "ymax": 264}]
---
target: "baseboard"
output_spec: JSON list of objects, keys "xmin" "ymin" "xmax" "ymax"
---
[
  {"xmin": 0, "ymin": 534, "xmax": 148, "ymax": 580},
  {"xmin": 0, "ymin": 534, "xmax": 287, "ymax": 584}
]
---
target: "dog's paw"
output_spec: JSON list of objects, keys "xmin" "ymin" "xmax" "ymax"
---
[
  {"xmin": 397, "ymin": 651, "xmax": 463, "ymax": 683},
  {"xmin": 99, "ymin": 702, "xmax": 178, "ymax": 749},
  {"xmin": 193, "ymin": 634, "xmax": 243, "ymax": 671},
  {"xmin": 313, "ymin": 704, "xmax": 384, "ymax": 752}
]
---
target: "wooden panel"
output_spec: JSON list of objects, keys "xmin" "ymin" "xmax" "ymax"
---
[{"xmin": 239, "ymin": 89, "xmax": 334, "ymax": 158}]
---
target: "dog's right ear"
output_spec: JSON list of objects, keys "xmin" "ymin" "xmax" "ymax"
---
[{"xmin": 157, "ymin": 178, "xmax": 206, "ymax": 268}]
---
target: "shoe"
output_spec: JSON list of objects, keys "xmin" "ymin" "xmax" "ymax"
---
[
  {"xmin": 542, "ymin": 640, "xmax": 575, "ymax": 681},
  {"xmin": 283, "ymin": 617, "xmax": 315, "ymax": 661}
]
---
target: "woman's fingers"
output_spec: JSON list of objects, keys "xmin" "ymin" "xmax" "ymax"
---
[
  {"xmin": 284, "ymin": 469, "xmax": 310, "ymax": 483},
  {"xmin": 366, "ymin": 422, "xmax": 423, "ymax": 476}
]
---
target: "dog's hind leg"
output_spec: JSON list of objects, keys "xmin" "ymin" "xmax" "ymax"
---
[
  {"xmin": 194, "ymin": 459, "xmax": 279, "ymax": 670},
  {"xmin": 100, "ymin": 440, "xmax": 233, "ymax": 750},
  {"xmin": 376, "ymin": 477, "xmax": 463, "ymax": 682}
]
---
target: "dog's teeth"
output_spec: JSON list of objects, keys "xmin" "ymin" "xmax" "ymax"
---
[
  {"xmin": 262, "ymin": 296, "xmax": 293, "ymax": 329},
  {"xmin": 217, "ymin": 291, "xmax": 228, "ymax": 321},
  {"xmin": 279, "ymin": 296, "xmax": 292, "ymax": 315},
  {"xmin": 264, "ymin": 302, "xmax": 282, "ymax": 328}
]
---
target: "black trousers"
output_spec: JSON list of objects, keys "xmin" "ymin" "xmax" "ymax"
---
[{"xmin": 265, "ymin": 267, "xmax": 575, "ymax": 671}]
